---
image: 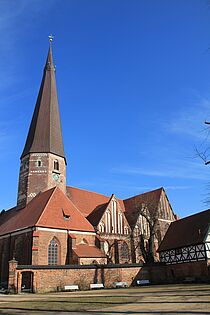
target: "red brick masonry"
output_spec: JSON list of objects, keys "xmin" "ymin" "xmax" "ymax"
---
[{"xmin": 8, "ymin": 260, "xmax": 210, "ymax": 293}]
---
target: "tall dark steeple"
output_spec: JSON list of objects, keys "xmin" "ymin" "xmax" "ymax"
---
[
  {"xmin": 21, "ymin": 45, "xmax": 65, "ymax": 159},
  {"xmin": 17, "ymin": 39, "xmax": 66, "ymax": 209}
]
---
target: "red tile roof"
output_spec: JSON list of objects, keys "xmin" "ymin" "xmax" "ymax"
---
[
  {"xmin": 0, "ymin": 188, "xmax": 55, "ymax": 236},
  {"xmin": 87, "ymin": 194, "xmax": 127, "ymax": 226},
  {"xmin": 67, "ymin": 187, "xmax": 127, "ymax": 226},
  {"xmin": 158, "ymin": 209, "xmax": 210, "ymax": 252},
  {"xmin": 67, "ymin": 186, "xmax": 110, "ymax": 216},
  {"xmin": 67, "ymin": 186, "xmax": 167, "ymax": 229},
  {"xmin": 87, "ymin": 203, "xmax": 108, "ymax": 226},
  {"xmin": 123, "ymin": 187, "xmax": 163, "ymax": 228},
  {"xmin": 1, "ymin": 185, "xmax": 175, "ymax": 238},
  {"xmin": 73, "ymin": 244, "xmax": 106, "ymax": 258},
  {"xmin": 37, "ymin": 188, "xmax": 95, "ymax": 232},
  {"xmin": 0, "ymin": 187, "xmax": 94, "ymax": 236}
]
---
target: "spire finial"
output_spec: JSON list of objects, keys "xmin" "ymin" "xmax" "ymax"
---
[{"xmin": 48, "ymin": 34, "xmax": 54, "ymax": 45}]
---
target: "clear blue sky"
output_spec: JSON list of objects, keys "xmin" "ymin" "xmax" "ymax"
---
[{"xmin": 1, "ymin": 0, "xmax": 210, "ymax": 217}]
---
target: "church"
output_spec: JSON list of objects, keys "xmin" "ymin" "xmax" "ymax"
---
[{"xmin": 0, "ymin": 43, "xmax": 176, "ymax": 288}]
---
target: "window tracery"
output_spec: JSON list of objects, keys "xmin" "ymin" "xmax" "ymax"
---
[{"xmin": 48, "ymin": 237, "xmax": 60, "ymax": 265}]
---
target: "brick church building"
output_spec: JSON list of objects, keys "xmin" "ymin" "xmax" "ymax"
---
[{"xmin": 0, "ymin": 44, "xmax": 176, "ymax": 287}]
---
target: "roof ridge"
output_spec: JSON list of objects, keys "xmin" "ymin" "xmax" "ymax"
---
[
  {"xmin": 68, "ymin": 186, "xmax": 110, "ymax": 198},
  {"xmin": 171, "ymin": 208, "xmax": 210, "ymax": 223},
  {"xmin": 123, "ymin": 187, "xmax": 163, "ymax": 202}
]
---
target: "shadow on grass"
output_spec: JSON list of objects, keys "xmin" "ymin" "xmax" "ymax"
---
[
  {"xmin": 125, "ymin": 289, "xmax": 210, "ymax": 295},
  {"xmin": 1, "ymin": 299, "xmax": 209, "ymax": 305},
  {"xmin": 0, "ymin": 309, "xmax": 210, "ymax": 314}
]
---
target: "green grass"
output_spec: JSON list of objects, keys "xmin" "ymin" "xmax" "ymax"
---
[
  {"xmin": 0, "ymin": 284, "xmax": 209, "ymax": 314},
  {"xmin": 0, "ymin": 295, "xmax": 139, "ymax": 312}
]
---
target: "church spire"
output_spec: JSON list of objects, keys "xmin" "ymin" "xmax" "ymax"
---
[
  {"xmin": 17, "ymin": 39, "xmax": 67, "ymax": 208},
  {"xmin": 21, "ymin": 41, "xmax": 65, "ymax": 160}
]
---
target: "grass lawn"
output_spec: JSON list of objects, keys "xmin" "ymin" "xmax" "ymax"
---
[
  {"xmin": 0, "ymin": 284, "xmax": 209, "ymax": 314},
  {"xmin": 0, "ymin": 295, "xmax": 139, "ymax": 312}
]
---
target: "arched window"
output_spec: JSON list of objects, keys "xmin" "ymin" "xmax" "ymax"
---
[
  {"xmin": 54, "ymin": 160, "xmax": 59, "ymax": 171},
  {"xmin": 103, "ymin": 241, "xmax": 109, "ymax": 255},
  {"xmin": 121, "ymin": 242, "xmax": 129, "ymax": 261},
  {"xmin": 48, "ymin": 238, "xmax": 60, "ymax": 265},
  {"xmin": 118, "ymin": 212, "xmax": 123, "ymax": 234},
  {"xmin": 99, "ymin": 222, "xmax": 105, "ymax": 233},
  {"xmin": 124, "ymin": 226, "xmax": 129, "ymax": 235},
  {"xmin": 112, "ymin": 201, "xmax": 117, "ymax": 233},
  {"xmin": 37, "ymin": 160, "xmax": 42, "ymax": 167},
  {"xmin": 106, "ymin": 211, "xmax": 111, "ymax": 233}
]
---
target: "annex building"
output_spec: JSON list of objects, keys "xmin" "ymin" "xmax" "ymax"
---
[
  {"xmin": 0, "ymin": 44, "xmax": 176, "ymax": 288},
  {"xmin": 158, "ymin": 209, "xmax": 210, "ymax": 282}
]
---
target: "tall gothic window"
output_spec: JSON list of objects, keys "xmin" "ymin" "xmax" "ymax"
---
[
  {"xmin": 121, "ymin": 242, "xmax": 129, "ymax": 261},
  {"xmin": 106, "ymin": 211, "xmax": 111, "ymax": 233},
  {"xmin": 48, "ymin": 238, "xmax": 60, "ymax": 265},
  {"xmin": 118, "ymin": 212, "xmax": 123, "ymax": 234},
  {"xmin": 112, "ymin": 201, "xmax": 117, "ymax": 233},
  {"xmin": 54, "ymin": 160, "xmax": 59, "ymax": 171}
]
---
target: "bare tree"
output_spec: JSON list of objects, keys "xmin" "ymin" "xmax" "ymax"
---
[
  {"xmin": 195, "ymin": 121, "xmax": 210, "ymax": 165},
  {"xmin": 106, "ymin": 241, "xmax": 115, "ymax": 264},
  {"xmin": 131, "ymin": 198, "xmax": 160, "ymax": 264}
]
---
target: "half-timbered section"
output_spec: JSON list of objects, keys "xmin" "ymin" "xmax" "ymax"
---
[
  {"xmin": 160, "ymin": 244, "xmax": 207, "ymax": 264},
  {"xmin": 158, "ymin": 209, "xmax": 210, "ymax": 264}
]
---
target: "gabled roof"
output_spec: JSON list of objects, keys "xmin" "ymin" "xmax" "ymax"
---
[
  {"xmin": 158, "ymin": 209, "xmax": 210, "ymax": 252},
  {"xmin": 67, "ymin": 186, "xmax": 110, "ymax": 216},
  {"xmin": 67, "ymin": 187, "xmax": 126, "ymax": 227},
  {"xmin": 0, "ymin": 188, "xmax": 54, "ymax": 236},
  {"xmin": 37, "ymin": 187, "xmax": 94, "ymax": 232},
  {"xmin": 123, "ymin": 187, "xmax": 163, "ymax": 228},
  {"xmin": 87, "ymin": 203, "xmax": 108, "ymax": 226},
  {"xmin": 21, "ymin": 46, "xmax": 65, "ymax": 159},
  {"xmin": 73, "ymin": 244, "xmax": 106, "ymax": 258},
  {"xmin": 0, "ymin": 187, "xmax": 94, "ymax": 236},
  {"xmin": 67, "ymin": 186, "xmax": 169, "ymax": 229},
  {"xmin": 86, "ymin": 193, "xmax": 126, "ymax": 226}
]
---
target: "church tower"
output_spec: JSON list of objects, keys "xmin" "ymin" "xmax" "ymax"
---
[{"xmin": 17, "ymin": 42, "xmax": 66, "ymax": 208}]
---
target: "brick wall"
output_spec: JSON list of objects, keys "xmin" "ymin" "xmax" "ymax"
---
[
  {"xmin": 10, "ymin": 264, "xmax": 143, "ymax": 293},
  {"xmin": 8, "ymin": 260, "xmax": 210, "ymax": 293},
  {"xmin": 32, "ymin": 229, "xmax": 99, "ymax": 265},
  {"xmin": 165, "ymin": 260, "xmax": 209, "ymax": 282},
  {"xmin": 17, "ymin": 153, "xmax": 66, "ymax": 208},
  {"xmin": 0, "ymin": 231, "xmax": 33, "ymax": 286},
  {"xmin": 32, "ymin": 230, "xmax": 68, "ymax": 265},
  {"xmin": 78, "ymin": 257, "xmax": 107, "ymax": 265}
]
